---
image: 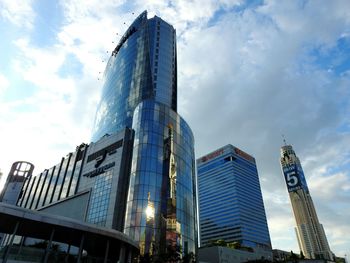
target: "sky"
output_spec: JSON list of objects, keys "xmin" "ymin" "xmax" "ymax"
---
[{"xmin": 0, "ymin": 0, "xmax": 349, "ymax": 259}]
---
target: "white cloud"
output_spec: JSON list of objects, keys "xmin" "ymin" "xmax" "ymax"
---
[
  {"xmin": 172, "ymin": 1, "xmax": 350, "ymax": 257},
  {"xmin": 0, "ymin": 0, "xmax": 35, "ymax": 28},
  {"xmin": 1, "ymin": 0, "xmax": 350, "ymax": 260},
  {"xmin": 0, "ymin": 73, "xmax": 10, "ymax": 94}
]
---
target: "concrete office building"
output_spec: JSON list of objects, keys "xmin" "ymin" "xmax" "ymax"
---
[
  {"xmin": 280, "ymin": 144, "xmax": 333, "ymax": 260},
  {"xmin": 16, "ymin": 129, "xmax": 133, "ymax": 229},
  {"xmin": 199, "ymin": 246, "xmax": 273, "ymax": 263},
  {"xmin": 197, "ymin": 145, "xmax": 271, "ymax": 251},
  {"xmin": 0, "ymin": 129, "xmax": 137, "ymax": 262},
  {"xmin": 0, "ymin": 10, "xmax": 197, "ymax": 261}
]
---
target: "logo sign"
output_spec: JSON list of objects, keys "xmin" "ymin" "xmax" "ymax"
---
[
  {"xmin": 95, "ymin": 150, "xmax": 107, "ymax": 168},
  {"xmin": 234, "ymin": 147, "xmax": 255, "ymax": 163},
  {"xmin": 83, "ymin": 162, "xmax": 115, "ymax": 178},
  {"xmin": 200, "ymin": 149, "xmax": 224, "ymax": 163}
]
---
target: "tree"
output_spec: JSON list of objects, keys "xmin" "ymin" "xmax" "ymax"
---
[
  {"xmin": 288, "ymin": 250, "xmax": 299, "ymax": 262},
  {"xmin": 227, "ymin": 242, "xmax": 241, "ymax": 249}
]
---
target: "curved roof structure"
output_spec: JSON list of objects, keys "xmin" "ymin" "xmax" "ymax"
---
[{"xmin": 0, "ymin": 202, "xmax": 138, "ymax": 260}]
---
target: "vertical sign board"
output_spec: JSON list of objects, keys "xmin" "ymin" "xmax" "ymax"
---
[
  {"xmin": 296, "ymin": 164, "xmax": 308, "ymax": 192},
  {"xmin": 283, "ymin": 164, "xmax": 302, "ymax": 192}
]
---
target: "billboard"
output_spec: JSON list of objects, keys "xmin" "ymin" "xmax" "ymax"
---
[{"xmin": 283, "ymin": 164, "xmax": 308, "ymax": 192}]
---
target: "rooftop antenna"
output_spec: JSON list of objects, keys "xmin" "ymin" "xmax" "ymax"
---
[{"xmin": 282, "ymin": 134, "xmax": 287, "ymax": 146}]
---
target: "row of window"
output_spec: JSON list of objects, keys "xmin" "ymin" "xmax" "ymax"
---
[
  {"xmin": 17, "ymin": 145, "xmax": 87, "ymax": 210},
  {"xmin": 124, "ymin": 101, "xmax": 196, "ymax": 255}
]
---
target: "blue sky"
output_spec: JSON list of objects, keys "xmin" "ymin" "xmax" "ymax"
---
[{"xmin": 0, "ymin": 0, "xmax": 350, "ymax": 259}]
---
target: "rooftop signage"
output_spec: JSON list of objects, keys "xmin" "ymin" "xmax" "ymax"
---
[
  {"xmin": 200, "ymin": 149, "xmax": 224, "ymax": 163},
  {"xmin": 234, "ymin": 147, "xmax": 255, "ymax": 163}
]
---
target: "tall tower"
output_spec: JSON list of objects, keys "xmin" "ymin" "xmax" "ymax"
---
[
  {"xmin": 92, "ymin": 11, "xmax": 197, "ymax": 259},
  {"xmin": 280, "ymin": 144, "xmax": 333, "ymax": 260},
  {"xmin": 197, "ymin": 145, "xmax": 271, "ymax": 251},
  {"xmin": 92, "ymin": 11, "xmax": 177, "ymax": 142},
  {"xmin": 1, "ymin": 11, "xmax": 195, "ymax": 261}
]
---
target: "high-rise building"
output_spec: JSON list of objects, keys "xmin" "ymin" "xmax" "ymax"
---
[
  {"xmin": 0, "ymin": 11, "xmax": 197, "ymax": 261},
  {"xmin": 197, "ymin": 145, "xmax": 271, "ymax": 251},
  {"xmin": 92, "ymin": 11, "xmax": 177, "ymax": 142},
  {"xmin": 280, "ymin": 144, "xmax": 333, "ymax": 260},
  {"xmin": 92, "ymin": 10, "xmax": 197, "ymax": 258}
]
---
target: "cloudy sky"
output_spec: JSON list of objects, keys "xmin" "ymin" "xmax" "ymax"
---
[{"xmin": 0, "ymin": 0, "xmax": 349, "ymax": 259}]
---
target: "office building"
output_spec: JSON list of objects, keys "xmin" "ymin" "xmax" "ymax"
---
[
  {"xmin": 92, "ymin": 10, "xmax": 197, "ymax": 258},
  {"xmin": 197, "ymin": 145, "xmax": 271, "ymax": 251},
  {"xmin": 0, "ymin": 129, "xmax": 137, "ymax": 262},
  {"xmin": 280, "ymin": 144, "xmax": 333, "ymax": 260},
  {"xmin": 92, "ymin": 11, "xmax": 177, "ymax": 142},
  {"xmin": 0, "ymin": 10, "xmax": 197, "ymax": 261},
  {"xmin": 16, "ymin": 129, "xmax": 133, "ymax": 229}
]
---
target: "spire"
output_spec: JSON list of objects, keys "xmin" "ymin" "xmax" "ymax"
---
[{"xmin": 282, "ymin": 134, "xmax": 287, "ymax": 146}]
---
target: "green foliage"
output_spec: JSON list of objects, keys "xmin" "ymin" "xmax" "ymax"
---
[
  {"xmin": 207, "ymin": 239, "xmax": 254, "ymax": 253},
  {"xmin": 208, "ymin": 239, "xmax": 227, "ymax": 247},
  {"xmin": 227, "ymin": 241, "xmax": 241, "ymax": 249}
]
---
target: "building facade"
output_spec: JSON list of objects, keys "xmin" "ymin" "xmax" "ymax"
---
[
  {"xmin": 92, "ymin": 11, "xmax": 177, "ymax": 142},
  {"xmin": 91, "ymin": 10, "xmax": 197, "ymax": 258},
  {"xmin": 199, "ymin": 246, "xmax": 272, "ymax": 263},
  {"xmin": 123, "ymin": 100, "xmax": 197, "ymax": 257},
  {"xmin": 1, "ymin": 10, "xmax": 197, "ymax": 261},
  {"xmin": 0, "ymin": 161, "xmax": 34, "ymax": 246},
  {"xmin": 0, "ymin": 161, "xmax": 34, "ymax": 206},
  {"xmin": 14, "ymin": 129, "xmax": 133, "ymax": 229},
  {"xmin": 197, "ymin": 145, "xmax": 271, "ymax": 251},
  {"xmin": 280, "ymin": 144, "xmax": 333, "ymax": 260}
]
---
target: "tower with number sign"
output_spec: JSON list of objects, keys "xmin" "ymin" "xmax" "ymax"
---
[{"xmin": 280, "ymin": 144, "xmax": 333, "ymax": 260}]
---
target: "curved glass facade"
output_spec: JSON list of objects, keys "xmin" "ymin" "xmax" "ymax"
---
[
  {"xmin": 92, "ymin": 11, "xmax": 177, "ymax": 142},
  {"xmin": 124, "ymin": 100, "xmax": 197, "ymax": 258}
]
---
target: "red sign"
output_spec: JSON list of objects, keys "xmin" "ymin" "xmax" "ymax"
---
[
  {"xmin": 200, "ymin": 149, "xmax": 224, "ymax": 163},
  {"xmin": 234, "ymin": 148, "xmax": 255, "ymax": 163}
]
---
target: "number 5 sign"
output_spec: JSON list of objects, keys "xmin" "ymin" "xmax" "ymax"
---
[
  {"xmin": 283, "ymin": 165, "xmax": 301, "ymax": 192},
  {"xmin": 286, "ymin": 171, "xmax": 298, "ymax": 187}
]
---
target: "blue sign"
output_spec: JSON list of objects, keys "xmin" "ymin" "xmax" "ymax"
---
[{"xmin": 283, "ymin": 164, "xmax": 308, "ymax": 192}]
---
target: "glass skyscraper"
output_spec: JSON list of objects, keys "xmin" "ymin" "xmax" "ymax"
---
[
  {"xmin": 280, "ymin": 144, "xmax": 333, "ymax": 260},
  {"xmin": 92, "ymin": 11, "xmax": 197, "ymax": 258},
  {"xmin": 197, "ymin": 145, "xmax": 271, "ymax": 250},
  {"xmin": 92, "ymin": 11, "xmax": 177, "ymax": 142},
  {"xmin": 0, "ymin": 11, "xmax": 196, "ymax": 262}
]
